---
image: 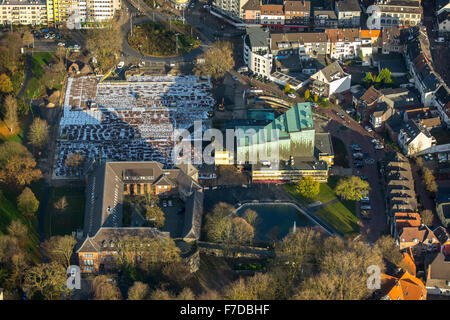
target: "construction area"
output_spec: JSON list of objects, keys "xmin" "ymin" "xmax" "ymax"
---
[{"xmin": 54, "ymin": 75, "xmax": 215, "ymax": 178}]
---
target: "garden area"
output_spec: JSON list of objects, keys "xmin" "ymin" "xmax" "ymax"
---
[
  {"xmin": 285, "ymin": 176, "xmax": 360, "ymax": 236},
  {"xmin": 44, "ymin": 186, "xmax": 85, "ymax": 238},
  {"xmin": 128, "ymin": 22, "xmax": 200, "ymax": 57}
]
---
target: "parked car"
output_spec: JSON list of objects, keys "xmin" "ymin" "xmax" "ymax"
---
[
  {"xmin": 374, "ymin": 144, "xmax": 384, "ymax": 150},
  {"xmin": 365, "ymin": 125, "xmax": 372, "ymax": 132},
  {"xmin": 354, "ymin": 161, "xmax": 364, "ymax": 168},
  {"xmin": 361, "ymin": 196, "xmax": 370, "ymax": 202},
  {"xmin": 427, "ymin": 154, "xmax": 434, "ymax": 161},
  {"xmin": 360, "ymin": 175, "xmax": 368, "ymax": 181},
  {"xmin": 163, "ymin": 201, "xmax": 167, "ymax": 207},
  {"xmin": 337, "ymin": 112, "xmax": 345, "ymax": 119},
  {"xmin": 361, "ymin": 205, "xmax": 372, "ymax": 210},
  {"xmin": 287, "ymin": 93, "xmax": 296, "ymax": 98},
  {"xmin": 168, "ymin": 200, "xmax": 172, "ymax": 207},
  {"xmin": 361, "ymin": 210, "xmax": 371, "ymax": 220},
  {"xmin": 232, "ymin": 75, "xmax": 239, "ymax": 81},
  {"xmin": 371, "ymin": 138, "xmax": 380, "ymax": 144},
  {"xmin": 351, "ymin": 145, "xmax": 362, "ymax": 152},
  {"xmin": 117, "ymin": 61, "xmax": 125, "ymax": 69},
  {"xmin": 353, "ymin": 152, "xmax": 363, "ymax": 159}
]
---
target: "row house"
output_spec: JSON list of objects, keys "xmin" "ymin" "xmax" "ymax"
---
[
  {"xmin": 398, "ymin": 119, "xmax": 435, "ymax": 156},
  {"xmin": 284, "ymin": 0, "xmax": 310, "ymax": 28},
  {"xmin": 325, "ymin": 28, "xmax": 360, "ymax": 60},
  {"xmin": 260, "ymin": 4, "xmax": 284, "ymax": 29},
  {"xmin": 241, "ymin": 0, "xmax": 261, "ymax": 24},
  {"xmin": 435, "ymin": 0, "xmax": 450, "ymax": 35},
  {"xmin": 270, "ymin": 31, "xmax": 329, "ymax": 56},
  {"xmin": 433, "ymin": 85, "xmax": 450, "ymax": 127},
  {"xmin": 373, "ymin": 0, "xmax": 422, "ymax": 28},
  {"xmin": 380, "ymin": 272, "xmax": 427, "ymax": 300},
  {"xmin": 313, "ymin": 8, "xmax": 338, "ymax": 29},
  {"xmin": 398, "ymin": 225, "xmax": 440, "ymax": 255},
  {"xmin": 335, "ymin": 0, "xmax": 361, "ymax": 27},
  {"xmin": 212, "ymin": 0, "xmax": 248, "ymax": 21}
]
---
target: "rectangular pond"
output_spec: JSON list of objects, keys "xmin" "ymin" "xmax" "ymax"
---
[{"xmin": 236, "ymin": 203, "xmax": 318, "ymax": 242}]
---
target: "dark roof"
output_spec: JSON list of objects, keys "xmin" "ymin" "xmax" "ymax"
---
[
  {"xmin": 379, "ymin": 58, "xmax": 407, "ymax": 74},
  {"xmin": 437, "ymin": 10, "xmax": 449, "ymax": 23},
  {"xmin": 434, "ymin": 85, "xmax": 450, "ymax": 106},
  {"xmin": 335, "ymin": 0, "xmax": 361, "ymax": 12},
  {"xmin": 436, "ymin": 0, "xmax": 449, "ymax": 11},
  {"xmin": 245, "ymin": 26, "xmax": 270, "ymax": 49},
  {"xmin": 77, "ymin": 227, "xmax": 168, "ymax": 253},
  {"xmin": 386, "ymin": 112, "xmax": 403, "ymax": 132},
  {"xmin": 314, "ymin": 133, "xmax": 334, "ymax": 156},
  {"xmin": 437, "ymin": 187, "xmax": 450, "ymax": 205},
  {"xmin": 433, "ymin": 226, "xmax": 450, "ymax": 245},
  {"xmin": 242, "ymin": 0, "xmax": 261, "ymax": 11},
  {"xmin": 181, "ymin": 190, "xmax": 204, "ymax": 240}
]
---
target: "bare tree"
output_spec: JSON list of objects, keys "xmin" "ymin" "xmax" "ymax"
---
[
  {"xmin": 23, "ymin": 262, "xmax": 68, "ymax": 300},
  {"xmin": 127, "ymin": 281, "xmax": 149, "ymax": 300},
  {"xmin": 193, "ymin": 41, "xmax": 235, "ymax": 80},
  {"xmin": 54, "ymin": 196, "xmax": 69, "ymax": 212},
  {"xmin": 3, "ymin": 95, "xmax": 19, "ymax": 133},
  {"xmin": 92, "ymin": 275, "xmax": 122, "ymax": 300},
  {"xmin": 41, "ymin": 235, "xmax": 77, "ymax": 268},
  {"xmin": 28, "ymin": 118, "xmax": 49, "ymax": 149}
]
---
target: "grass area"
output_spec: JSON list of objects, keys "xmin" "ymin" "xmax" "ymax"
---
[
  {"xmin": 284, "ymin": 176, "xmax": 359, "ymax": 235},
  {"xmin": 128, "ymin": 22, "xmax": 200, "ymax": 57},
  {"xmin": 45, "ymin": 186, "xmax": 85, "ymax": 238},
  {"xmin": 0, "ymin": 190, "xmax": 41, "ymax": 263},
  {"xmin": 24, "ymin": 52, "xmax": 54, "ymax": 100},
  {"xmin": 331, "ymin": 136, "xmax": 350, "ymax": 168}
]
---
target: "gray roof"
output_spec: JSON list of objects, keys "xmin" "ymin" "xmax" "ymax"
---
[
  {"xmin": 426, "ymin": 252, "xmax": 450, "ymax": 289},
  {"xmin": 316, "ymin": 61, "xmax": 346, "ymax": 83},
  {"xmin": 242, "ymin": 0, "xmax": 261, "ymax": 10},
  {"xmin": 77, "ymin": 227, "xmax": 169, "ymax": 253},
  {"xmin": 314, "ymin": 133, "xmax": 334, "ymax": 156},
  {"xmin": 335, "ymin": 0, "xmax": 361, "ymax": 12},
  {"xmin": 83, "ymin": 161, "xmax": 201, "ymax": 237},
  {"xmin": 181, "ymin": 190, "xmax": 204, "ymax": 240},
  {"xmin": 433, "ymin": 226, "xmax": 450, "ymax": 245},
  {"xmin": 245, "ymin": 26, "xmax": 271, "ymax": 49}
]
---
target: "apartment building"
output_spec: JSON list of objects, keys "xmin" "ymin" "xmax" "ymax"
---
[
  {"xmin": 243, "ymin": 26, "xmax": 273, "ymax": 78},
  {"xmin": 310, "ymin": 61, "xmax": 351, "ymax": 97},
  {"xmin": 260, "ymin": 4, "xmax": 284, "ymax": 27},
  {"xmin": 270, "ymin": 32, "xmax": 329, "ymax": 56},
  {"xmin": 335, "ymin": 0, "xmax": 361, "ymax": 27},
  {"xmin": 213, "ymin": 0, "xmax": 249, "ymax": 21},
  {"xmin": 398, "ymin": 120, "xmax": 435, "ymax": 156},
  {"xmin": 242, "ymin": 0, "xmax": 260, "ymax": 24},
  {"xmin": 283, "ymin": 0, "xmax": 310, "ymax": 26},
  {"xmin": 313, "ymin": 8, "xmax": 338, "ymax": 28},
  {"xmin": 373, "ymin": 0, "xmax": 422, "ymax": 28},
  {"xmin": 325, "ymin": 28, "xmax": 360, "ymax": 60},
  {"xmin": 0, "ymin": 0, "xmax": 47, "ymax": 25}
]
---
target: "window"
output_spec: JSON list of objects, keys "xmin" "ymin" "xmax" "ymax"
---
[{"xmin": 84, "ymin": 254, "xmax": 94, "ymax": 258}]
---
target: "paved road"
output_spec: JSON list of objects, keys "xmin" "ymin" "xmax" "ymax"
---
[{"xmin": 321, "ymin": 105, "xmax": 389, "ymax": 242}]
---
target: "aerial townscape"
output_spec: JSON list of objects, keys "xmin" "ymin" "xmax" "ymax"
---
[{"xmin": 0, "ymin": 0, "xmax": 449, "ymax": 306}]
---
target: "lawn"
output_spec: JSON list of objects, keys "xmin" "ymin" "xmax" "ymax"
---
[
  {"xmin": 45, "ymin": 186, "xmax": 85, "ymax": 238},
  {"xmin": 284, "ymin": 176, "xmax": 359, "ymax": 235},
  {"xmin": 0, "ymin": 190, "xmax": 41, "ymax": 263},
  {"xmin": 24, "ymin": 52, "xmax": 54, "ymax": 100},
  {"xmin": 332, "ymin": 136, "xmax": 350, "ymax": 168}
]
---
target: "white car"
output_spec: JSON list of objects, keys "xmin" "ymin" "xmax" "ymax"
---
[
  {"xmin": 287, "ymin": 93, "xmax": 296, "ymax": 98},
  {"xmin": 374, "ymin": 144, "xmax": 384, "ymax": 150},
  {"xmin": 365, "ymin": 126, "xmax": 372, "ymax": 132},
  {"xmin": 117, "ymin": 61, "xmax": 125, "ymax": 69},
  {"xmin": 232, "ymin": 75, "xmax": 239, "ymax": 81},
  {"xmin": 361, "ymin": 205, "xmax": 372, "ymax": 210},
  {"xmin": 371, "ymin": 139, "xmax": 380, "ymax": 144}
]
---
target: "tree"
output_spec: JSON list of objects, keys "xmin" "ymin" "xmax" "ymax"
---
[
  {"xmin": 22, "ymin": 30, "xmax": 34, "ymax": 48},
  {"xmin": 92, "ymin": 275, "xmax": 122, "ymax": 300},
  {"xmin": 420, "ymin": 209, "xmax": 434, "ymax": 226},
  {"xmin": 86, "ymin": 24, "xmax": 123, "ymax": 72},
  {"xmin": 145, "ymin": 204, "xmax": 165, "ymax": 229},
  {"xmin": 223, "ymin": 273, "xmax": 279, "ymax": 300},
  {"xmin": 0, "ymin": 235, "xmax": 20, "ymax": 266},
  {"xmin": 422, "ymin": 168, "xmax": 437, "ymax": 194},
  {"xmin": 274, "ymin": 228, "xmax": 322, "ymax": 283},
  {"xmin": 194, "ymin": 41, "xmax": 235, "ymax": 80},
  {"xmin": 65, "ymin": 152, "xmax": 84, "ymax": 168},
  {"xmin": 54, "ymin": 196, "xmax": 68, "ymax": 212},
  {"xmin": 0, "ymin": 33, "xmax": 21, "ymax": 74},
  {"xmin": 28, "ymin": 117, "xmax": 49, "ymax": 149},
  {"xmin": 3, "ymin": 95, "xmax": 19, "ymax": 132},
  {"xmin": 375, "ymin": 68, "xmax": 393, "ymax": 85},
  {"xmin": 283, "ymin": 83, "xmax": 291, "ymax": 93},
  {"xmin": 231, "ymin": 217, "xmax": 254, "ymax": 245},
  {"xmin": 23, "ymin": 262, "xmax": 68, "ymax": 300},
  {"xmin": 161, "ymin": 262, "xmax": 192, "ymax": 289},
  {"xmin": 0, "ymin": 141, "xmax": 32, "ymax": 166},
  {"xmin": 335, "ymin": 176, "xmax": 370, "ymax": 201},
  {"xmin": 7, "ymin": 220, "xmax": 28, "ymax": 248},
  {"xmin": 242, "ymin": 209, "xmax": 258, "ymax": 227},
  {"xmin": 127, "ymin": 281, "xmax": 149, "ymax": 300},
  {"xmin": 17, "ymin": 187, "xmax": 39, "ymax": 217},
  {"xmin": 296, "ymin": 176, "xmax": 320, "ymax": 199},
  {"xmin": 42, "ymin": 235, "xmax": 77, "ymax": 268},
  {"xmin": 294, "ymin": 240, "xmax": 384, "ymax": 300},
  {"xmin": 375, "ymin": 235, "xmax": 403, "ymax": 267},
  {"xmin": 0, "ymin": 155, "xmax": 42, "ymax": 189},
  {"xmin": 304, "ymin": 89, "xmax": 310, "ymax": 101},
  {"xmin": 0, "ymin": 74, "xmax": 13, "ymax": 93},
  {"xmin": 362, "ymin": 72, "xmax": 374, "ymax": 87},
  {"xmin": 313, "ymin": 94, "xmax": 318, "ymax": 102}
]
